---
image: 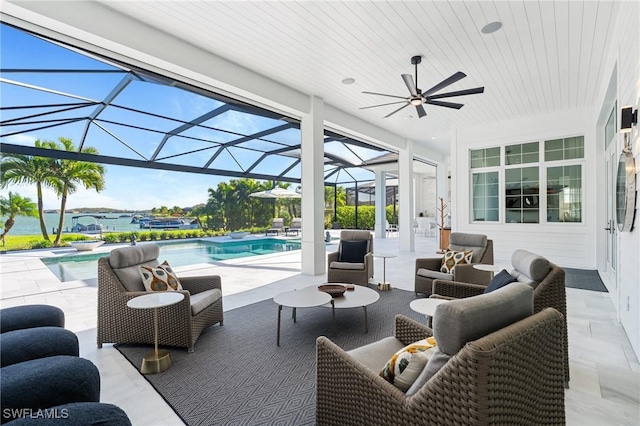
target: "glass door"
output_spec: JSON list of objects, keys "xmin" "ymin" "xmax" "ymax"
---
[{"xmin": 604, "ymin": 105, "xmax": 617, "ymax": 288}]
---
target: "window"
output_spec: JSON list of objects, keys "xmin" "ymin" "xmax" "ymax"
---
[
  {"xmin": 547, "ymin": 165, "xmax": 582, "ymax": 222},
  {"xmin": 469, "ymin": 135, "xmax": 584, "ymax": 224},
  {"xmin": 470, "ymin": 147, "xmax": 500, "ymax": 168},
  {"xmin": 604, "ymin": 104, "xmax": 616, "ymax": 149},
  {"xmin": 505, "ymin": 142, "xmax": 538, "ymax": 165},
  {"xmin": 472, "ymin": 172, "xmax": 499, "ymax": 221},
  {"xmin": 505, "ymin": 167, "xmax": 539, "ymax": 223},
  {"xmin": 545, "ymin": 136, "xmax": 584, "ymax": 161}
]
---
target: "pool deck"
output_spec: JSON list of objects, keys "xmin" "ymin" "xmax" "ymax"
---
[{"xmin": 1, "ymin": 231, "xmax": 638, "ymax": 425}]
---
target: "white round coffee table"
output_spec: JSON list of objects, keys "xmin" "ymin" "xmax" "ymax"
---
[
  {"xmin": 274, "ymin": 287, "xmax": 333, "ymax": 346},
  {"xmin": 127, "ymin": 292, "xmax": 185, "ymax": 374},
  {"xmin": 319, "ymin": 284, "xmax": 380, "ymax": 333},
  {"xmin": 410, "ymin": 298, "xmax": 449, "ymax": 327}
]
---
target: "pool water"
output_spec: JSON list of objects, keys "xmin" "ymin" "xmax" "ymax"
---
[{"xmin": 42, "ymin": 238, "xmax": 301, "ymax": 282}]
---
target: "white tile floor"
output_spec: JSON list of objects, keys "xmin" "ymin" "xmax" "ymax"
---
[{"xmin": 1, "ymin": 232, "xmax": 638, "ymax": 425}]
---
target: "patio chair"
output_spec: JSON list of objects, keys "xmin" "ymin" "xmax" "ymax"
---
[
  {"xmin": 316, "ymin": 283, "xmax": 566, "ymax": 425},
  {"xmin": 266, "ymin": 218, "xmax": 284, "ymax": 236},
  {"xmin": 327, "ymin": 230, "xmax": 373, "ymax": 285},
  {"xmin": 432, "ymin": 249, "xmax": 569, "ymax": 385},
  {"xmin": 286, "ymin": 217, "xmax": 302, "ymax": 236},
  {"xmin": 97, "ymin": 244, "xmax": 223, "ymax": 353},
  {"xmin": 414, "ymin": 232, "xmax": 494, "ymax": 296}
]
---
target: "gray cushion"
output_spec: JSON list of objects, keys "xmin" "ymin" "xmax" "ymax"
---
[
  {"xmin": 416, "ymin": 268, "xmax": 453, "ymax": 281},
  {"xmin": 449, "ymin": 233, "xmax": 487, "ymax": 263},
  {"xmin": 109, "ymin": 244, "xmax": 159, "ymax": 268},
  {"xmin": 511, "ymin": 249, "xmax": 551, "ymax": 285},
  {"xmin": 190, "ymin": 288, "xmax": 222, "ymax": 316},
  {"xmin": 411, "ymin": 282, "xmax": 534, "ymax": 390},
  {"xmin": 330, "ymin": 261, "xmax": 365, "ymax": 270},
  {"xmin": 110, "ymin": 244, "xmax": 160, "ymax": 292},
  {"xmin": 347, "ymin": 336, "xmax": 405, "ymax": 372}
]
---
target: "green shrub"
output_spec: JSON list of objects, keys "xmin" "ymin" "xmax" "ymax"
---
[
  {"xmin": 149, "ymin": 231, "xmax": 158, "ymax": 241},
  {"xmin": 31, "ymin": 239, "xmax": 53, "ymax": 249}
]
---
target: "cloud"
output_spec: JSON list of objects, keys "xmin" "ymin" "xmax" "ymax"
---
[{"xmin": 4, "ymin": 133, "xmax": 37, "ymax": 145}]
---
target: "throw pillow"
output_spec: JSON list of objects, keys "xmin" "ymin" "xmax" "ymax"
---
[
  {"xmin": 338, "ymin": 240, "xmax": 368, "ymax": 263},
  {"xmin": 483, "ymin": 269, "xmax": 517, "ymax": 293},
  {"xmin": 379, "ymin": 336, "xmax": 437, "ymax": 392},
  {"xmin": 140, "ymin": 260, "xmax": 183, "ymax": 292},
  {"xmin": 440, "ymin": 250, "xmax": 473, "ymax": 274}
]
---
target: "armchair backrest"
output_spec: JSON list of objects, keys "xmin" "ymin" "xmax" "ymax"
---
[
  {"xmin": 449, "ymin": 232, "xmax": 493, "ymax": 263},
  {"xmin": 271, "ymin": 218, "xmax": 284, "ymax": 229},
  {"xmin": 510, "ymin": 249, "xmax": 551, "ymax": 288},
  {"xmin": 290, "ymin": 218, "xmax": 302, "ymax": 228},
  {"xmin": 108, "ymin": 244, "xmax": 160, "ymax": 292},
  {"xmin": 339, "ymin": 230, "xmax": 373, "ymax": 254},
  {"xmin": 408, "ymin": 282, "xmax": 533, "ymax": 391}
]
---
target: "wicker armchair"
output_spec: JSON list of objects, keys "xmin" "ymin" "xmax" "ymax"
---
[
  {"xmin": 97, "ymin": 244, "xmax": 223, "ymax": 353},
  {"xmin": 327, "ymin": 230, "xmax": 374, "ymax": 285},
  {"xmin": 415, "ymin": 232, "xmax": 494, "ymax": 296},
  {"xmin": 317, "ymin": 285, "xmax": 566, "ymax": 425},
  {"xmin": 432, "ymin": 249, "xmax": 569, "ymax": 385}
]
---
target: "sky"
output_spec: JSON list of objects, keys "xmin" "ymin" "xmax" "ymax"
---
[{"xmin": 0, "ymin": 23, "xmax": 381, "ymax": 212}]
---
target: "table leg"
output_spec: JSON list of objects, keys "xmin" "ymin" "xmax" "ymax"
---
[
  {"xmin": 141, "ymin": 307, "xmax": 172, "ymax": 374},
  {"xmin": 363, "ymin": 306, "xmax": 369, "ymax": 334},
  {"xmin": 277, "ymin": 304, "xmax": 282, "ymax": 346},
  {"xmin": 331, "ymin": 300, "xmax": 336, "ymax": 337},
  {"xmin": 383, "ymin": 258, "xmax": 386, "ymax": 284},
  {"xmin": 292, "ymin": 307, "xmax": 297, "ymax": 323}
]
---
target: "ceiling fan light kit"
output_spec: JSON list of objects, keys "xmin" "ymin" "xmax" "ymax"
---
[{"xmin": 361, "ymin": 55, "xmax": 485, "ymax": 119}]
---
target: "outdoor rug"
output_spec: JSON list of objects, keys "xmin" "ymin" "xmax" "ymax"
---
[
  {"xmin": 564, "ymin": 267, "xmax": 608, "ymax": 292},
  {"xmin": 116, "ymin": 286, "xmax": 424, "ymax": 426}
]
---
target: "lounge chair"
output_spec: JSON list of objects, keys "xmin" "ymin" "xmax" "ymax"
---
[
  {"xmin": 286, "ymin": 218, "xmax": 302, "ymax": 236},
  {"xmin": 266, "ymin": 218, "xmax": 284, "ymax": 236}
]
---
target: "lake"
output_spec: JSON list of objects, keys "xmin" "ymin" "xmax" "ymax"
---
[{"xmin": 4, "ymin": 212, "xmax": 143, "ymax": 236}]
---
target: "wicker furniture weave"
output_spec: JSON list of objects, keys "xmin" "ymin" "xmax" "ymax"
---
[
  {"xmin": 327, "ymin": 230, "xmax": 374, "ymax": 285},
  {"xmin": 432, "ymin": 252, "xmax": 569, "ymax": 385},
  {"xmin": 97, "ymin": 245, "xmax": 223, "ymax": 353},
  {"xmin": 316, "ymin": 309, "xmax": 566, "ymax": 425},
  {"xmin": 415, "ymin": 233, "xmax": 494, "ymax": 296}
]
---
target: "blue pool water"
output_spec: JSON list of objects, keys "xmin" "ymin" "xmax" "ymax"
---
[{"xmin": 42, "ymin": 239, "xmax": 301, "ymax": 282}]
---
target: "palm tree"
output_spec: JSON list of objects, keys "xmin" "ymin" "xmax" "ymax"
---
[
  {"xmin": 0, "ymin": 139, "xmax": 59, "ymax": 240},
  {"xmin": 0, "ymin": 192, "xmax": 38, "ymax": 242},
  {"xmin": 50, "ymin": 137, "xmax": 106, "ymax": 246}
]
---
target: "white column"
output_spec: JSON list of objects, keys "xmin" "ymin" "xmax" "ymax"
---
[
  {"xmin": 374, "ymin": 170, "xmax": 386, "ymax": 238},
  {"xmin": 398, "ymin": 141, "xmax": 415, "ymax": 251},
  {"xmin": 301, "ymin": 96, "xmax": 325, "ymax": 275},
  {"xmin": 414, "ymin": 173, "xmax": 424, "ymax": 217}
]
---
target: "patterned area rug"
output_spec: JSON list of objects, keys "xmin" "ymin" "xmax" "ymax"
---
[{"xmin": 116, "ymin": 285, "xmax": 423, "ymax": 426}]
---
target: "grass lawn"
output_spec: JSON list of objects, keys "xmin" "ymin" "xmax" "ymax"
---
[{"xmin": 0, "ymin": 234, "xmax": 89, "ymax": 252}]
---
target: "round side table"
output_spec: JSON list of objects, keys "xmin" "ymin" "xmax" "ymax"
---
[
  {"xmin": 127, "ymin": 292, "xmax": 185, "ymax": 374},
  {"xmin": 372, "ymin": 253, "xmax": 397, "ymax": 290}
]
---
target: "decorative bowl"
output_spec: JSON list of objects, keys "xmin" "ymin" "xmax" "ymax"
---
[
  {"xmin": 70, "ymin": 240, "xmax": 105, "ymax": 251},
  {"xmin": 228, "ymin": 232, "xmax": 249, "ymax": 239},
  {"xmin": 318, "ymin": 284, "xmax": 347, "ymax": 297}
]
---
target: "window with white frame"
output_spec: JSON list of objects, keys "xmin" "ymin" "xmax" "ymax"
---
[{"xmin": 470, "ymin": 136, "xmax": 584, "ymax": 224}]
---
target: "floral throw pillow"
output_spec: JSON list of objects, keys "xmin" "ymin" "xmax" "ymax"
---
[
  {"xmin": 140, "ymin": 260, "xmax": 183, "ymax": 292},
  {"xmin": 440, "ymin": 250, "xmax": 473, "ymax": 274},
  {"xmin": 380, "ymin": 336, "xmax": 437, "ymax": 392}
]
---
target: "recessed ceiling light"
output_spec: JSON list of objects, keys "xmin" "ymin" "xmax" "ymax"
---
[
  {"xmin": 481, "ymin": 21, "xmax": 502, "ymax": 34},
  {"xmin": 431, "ymin": 137, "xmax": 436, "ymax": 140},
  {"xmin": 342, "ymin": 78, "xmax": 355, "ymax": 85}
]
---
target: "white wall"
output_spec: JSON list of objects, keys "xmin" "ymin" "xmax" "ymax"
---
[{"xmin": 452, "ymin": 109, "xmax": 594, "ymax": 268}]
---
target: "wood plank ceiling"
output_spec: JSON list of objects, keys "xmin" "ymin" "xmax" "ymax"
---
[{"xmin": 99, "ymin": 0, "xmax": 619, "ymax": 155}]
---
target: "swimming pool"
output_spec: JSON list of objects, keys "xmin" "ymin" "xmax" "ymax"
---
[{"xmin": 42, "ymin": 238, "xmax": 301, "ymax": 282}]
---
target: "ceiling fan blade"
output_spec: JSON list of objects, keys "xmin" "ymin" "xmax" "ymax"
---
[
  {"xmin": 426, "ymin": 86, "xmax": 485, "ymax": 100},
  {"xmin": 422, "ymin": 71, "xmax": 467, "ymax": 97},
  {"xmin": 383, "ymin": 103, "xmax": 410, "ymax": 118},
  {"xmin": 359, "ymin": 100, "xmax": 408, "ymax": 110},
  {"xmin": 401, "ymin": 74, "xmax": 418, "ymax": 97},
  {"xmin": 424, "ymin": 99, "xmax": 464, "ymax": 109},
  {"xmin": 362, "ymin": 91, "xmax": 407, "ymax": 100},
  {"xmin": 416, "ymin": 104, "xmax": 427, "ymax": 118}
]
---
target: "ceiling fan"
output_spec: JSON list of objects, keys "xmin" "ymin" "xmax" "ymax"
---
[{"xmin": 361, "ymin": 56, "xmax": 485, "ymax": 119}]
